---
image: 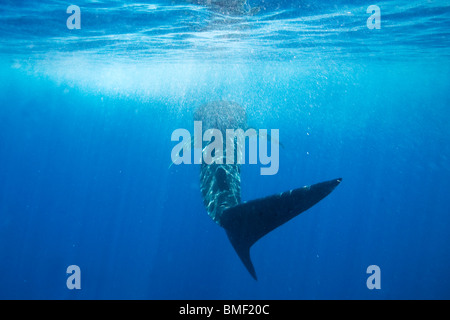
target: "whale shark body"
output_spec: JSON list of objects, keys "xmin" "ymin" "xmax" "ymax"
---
[{"xmin": 194, "ymin": 101, "xmax": 342, "ymax": 280}]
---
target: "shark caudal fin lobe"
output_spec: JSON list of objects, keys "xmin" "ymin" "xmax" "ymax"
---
[{"xmin": 220, "ymin": 178, "xmax": 342, "ymax": 280}]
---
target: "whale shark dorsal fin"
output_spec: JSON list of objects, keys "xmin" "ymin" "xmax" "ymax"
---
[{"xmin": 220, "ymin": 178, "xmax": 342, "ymax": 280}]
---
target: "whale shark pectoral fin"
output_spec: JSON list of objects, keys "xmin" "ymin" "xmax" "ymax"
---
[{"xmin": 220, "ymin": 178, "xmax": 342, "ymax": 280}]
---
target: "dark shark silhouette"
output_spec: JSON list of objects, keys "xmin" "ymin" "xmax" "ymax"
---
[{"xmin": 194, "ymin": 101, "xmax": 341, "ymax": 280}]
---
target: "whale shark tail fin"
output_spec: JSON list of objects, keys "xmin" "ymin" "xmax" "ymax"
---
[{"xmin": 220, "ymin": 178, "xmax": 342, "ymax": 280}]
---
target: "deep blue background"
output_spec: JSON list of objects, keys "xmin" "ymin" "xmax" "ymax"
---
[{"xmin": 0, "ymin": 0, "xmax": 449, "ymax": 299}]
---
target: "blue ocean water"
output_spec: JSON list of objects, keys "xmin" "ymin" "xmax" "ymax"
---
[{"xmin": 0, "ymin": 0, "xmax": 449, "ymax": 299}]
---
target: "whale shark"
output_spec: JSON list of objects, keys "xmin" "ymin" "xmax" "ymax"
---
[{"xmin": 193, "ymin": 101, "xmax": 342, "ymax": 280}]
